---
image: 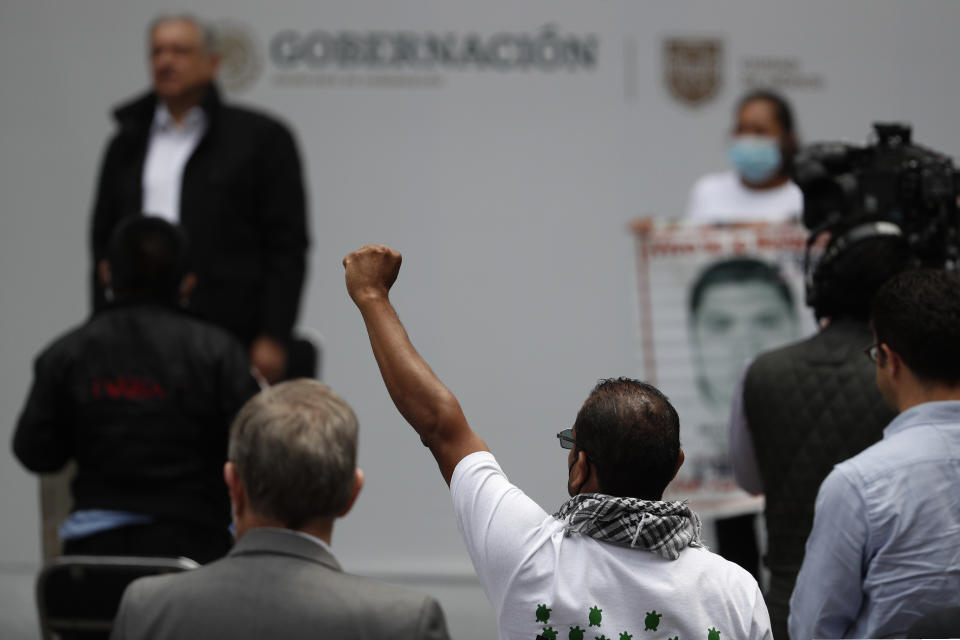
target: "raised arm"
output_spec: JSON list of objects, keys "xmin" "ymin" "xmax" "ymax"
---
[{"xmin": 344, "ymin": 245, "xmax": 488, "ymax": 484}]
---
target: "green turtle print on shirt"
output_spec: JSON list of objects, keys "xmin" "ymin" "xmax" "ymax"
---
[
  {"xmin": 531, "ymin": 602, "xmax": 723, "ymax": 640},
  {"xmin": 589, "ymin": 606, "xmax": 602, "ymax": 626},
  {"xmin": 643, "ymin": 611, "xmax": 662, "ymax": 631},
  {"xmin": 536, "ymin": 604, "xmax": 552, "ymax": 623}
]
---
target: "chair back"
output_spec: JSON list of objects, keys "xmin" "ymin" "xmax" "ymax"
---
[{"xmin": 36, "ymin": 555, "xmax": 199, "ymax": 640}]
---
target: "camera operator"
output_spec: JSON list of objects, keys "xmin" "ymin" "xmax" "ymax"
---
[
  {"xmin": 728, "ymin": 122, "xmax": 957, "ymax": 640},
  {"xmin": 729, "ymin": 230, "xmax": 908, "ymax": 640}
]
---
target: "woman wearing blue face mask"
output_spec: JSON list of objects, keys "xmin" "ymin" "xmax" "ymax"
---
[
  {"xmin": 679, "ymin": 90, "xmax": 803, "ymax": 584},
  {"xmin": 685, "ymin": 90, "xmax": 803, "ymax": 224}
]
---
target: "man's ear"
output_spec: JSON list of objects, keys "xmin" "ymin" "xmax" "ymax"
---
[
  {"xmin": 671, "ymin": 448, "xmax": 685, "ymax": 482},
  {"xmin": 880, "ymin": 344, "xmax": 902, "ymax": 377},
  {"xmin": 567, "ymin": 450, "xmax": 591, "ymax": 496},
  {"xmin": 338, "ymin": 468, "xmax": 365, "ymax": 518},
  {"xmin": 179, "ymin": 272, "xmax": 197, "ymax": 301},
  {"xmin": 97, "ymin": 259, "xmax": 112, "ymax": 287},
  {"xmin": 224, "ymin": 461, "xmax": 247, "ymax": 518}
]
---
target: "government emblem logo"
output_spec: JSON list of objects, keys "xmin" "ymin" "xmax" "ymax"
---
[
  {"xmin": 215, "ymin": 21, "xmax": 263, "ymax": 95},
  {"xmin": 663, "ymin": 38, "xmax": 723, "ymax": 107}
]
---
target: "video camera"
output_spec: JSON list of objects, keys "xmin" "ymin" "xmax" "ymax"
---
[{"xmin": 794, "ymin": 122, "xmax": 960, "ymax": 269}]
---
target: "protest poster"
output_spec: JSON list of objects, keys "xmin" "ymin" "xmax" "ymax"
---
[{"xmin": 633, "ymin": 222, "xmax": 818, "ymax": 516}]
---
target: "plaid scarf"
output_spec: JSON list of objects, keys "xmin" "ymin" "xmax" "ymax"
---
[{"xmin": 553, "ymin": 493, "xmax": 702, "ymax": 560}]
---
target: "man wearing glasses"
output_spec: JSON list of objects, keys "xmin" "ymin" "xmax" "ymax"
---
[
  {"xmin": 344, "ymin": 245, "xmax": 772, "ymax": 640},
  {"xmin": 790, "ymin": 268, "xmax": 960, "ymax": 640}
]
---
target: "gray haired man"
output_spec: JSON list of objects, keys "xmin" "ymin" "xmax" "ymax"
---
[{"xmin": 111, "ymin": 379, "xmax": 450, "ymax": 640}]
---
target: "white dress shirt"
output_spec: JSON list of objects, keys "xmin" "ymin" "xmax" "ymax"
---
[{"xmin": 141, "ymin": 103, "xmax": 207, "ymax": 223}]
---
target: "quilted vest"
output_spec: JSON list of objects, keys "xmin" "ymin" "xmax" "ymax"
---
[{"xmin": 743, "ymin": 319, "xmax": 894, "ymax": 639}]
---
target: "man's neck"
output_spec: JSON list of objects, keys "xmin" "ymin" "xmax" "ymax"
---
[
  {"xmin": 112, "ymin": 292, "xmax": 177, "ymax": 305},
  {"xmin": 235, "ymin": 516, "xmax": 335, "ymax": 545},
  {"xmin": 897, "ymin": 384, "xmax": 960, "ymax": 414},
  {"xmin": 161, "ymin": 89, "xmax": 206, "ymax": 125}
]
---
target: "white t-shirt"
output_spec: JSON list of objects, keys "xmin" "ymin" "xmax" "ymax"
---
[
  {"xmin": 451, "ymin": 451, "xmax": 772, "ymax": 640},
  {"xmin": 684, "ymin": 171, "xmax": 803, "ymax": 225}
]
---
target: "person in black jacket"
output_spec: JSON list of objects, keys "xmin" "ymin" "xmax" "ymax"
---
[
  {"xmin": 90, "ymin": 14, "xmax": 309, "ymax": 383},
  {"xmin": 14, "ymin": 216, "xmax": 259, "ymax": 563},
  {"xmin": 730, "ymin": 228, "xmax": 910, "ymax": 639}
]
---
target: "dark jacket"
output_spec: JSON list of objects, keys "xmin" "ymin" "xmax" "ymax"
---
[
  {"xmin": 742, "ymin": 318, "xmax": 894, "ymax": 640},
  {"xmin": 90, "ymin": 85, "xmax": 309, "ymax": 345},
  {"xmin": 13, "ymin": 302, "xmax": 259, "ymax": 529}
]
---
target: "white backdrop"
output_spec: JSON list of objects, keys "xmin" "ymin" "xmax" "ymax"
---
[{"xmin": 3, "ymin": 2, "xmax": 960, "ymax": 637}]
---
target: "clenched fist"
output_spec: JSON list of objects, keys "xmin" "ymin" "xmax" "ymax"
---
[{"xmin": 343, "ymin": 244, "xmax": 402, "ymax": 305}]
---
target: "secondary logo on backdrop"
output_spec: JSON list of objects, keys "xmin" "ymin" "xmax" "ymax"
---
[
  {"xmin": 740, "ymin": 56, "xmax": 825, "ymax": 91},
  {"xmin": 663, "ymin": 38, "xmax": 723, "ymax": 107},
  {"xmin": 215, "ymin": 21, "xmax": 263, "ymax": 95}
]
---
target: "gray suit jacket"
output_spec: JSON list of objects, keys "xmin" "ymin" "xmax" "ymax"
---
[{"xmin": 110, "ymin": 528, "xmax": 450, "ymax": 639}]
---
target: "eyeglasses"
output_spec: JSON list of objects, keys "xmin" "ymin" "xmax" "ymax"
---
[
  {"xmin": 556, "ymin": 428, "xmax": 576, "ymax": 450},
  {"xmin": 864, "ymin": 342, "xmax": 881, "ymax": 364}
]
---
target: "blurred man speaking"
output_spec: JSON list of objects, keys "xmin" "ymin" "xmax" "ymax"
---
[{"xmin": 91, "ymin": 14, "xmax": 309, "ymax": 383}]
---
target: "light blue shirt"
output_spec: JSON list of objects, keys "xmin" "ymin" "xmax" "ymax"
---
[
  {"xmin": 789, "ymin": 400, "xmax": 960, "ymax": 640},
  {"xmin": 59, "ymin": 509, "xmax": 152, "ymax": 540}
]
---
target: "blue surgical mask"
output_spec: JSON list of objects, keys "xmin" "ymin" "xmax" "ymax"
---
[{"xmin": 728, "ymin": 135, "xmax": 782, "ymax": 185}]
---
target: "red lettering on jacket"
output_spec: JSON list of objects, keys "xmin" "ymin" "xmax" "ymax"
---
[{"xmin": 90, "ymin": 375, "xmax": 167, "ymax": 401}]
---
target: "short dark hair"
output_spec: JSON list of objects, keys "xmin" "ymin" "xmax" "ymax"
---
[
  {"xmin": 573, "ymin": 378, "xmax": 681, "ymax": 500},
  {"xmin": 228, "ymin": 380, "xmax": 359, "ymax": 528},
  {"xmin": 107, "ymin": 216, "xmax": 189, "ymax": 301},
  {"xmin": 871, "ymin": 268, "xmax": 960, "ymax": 385},
  {"xmin": 689, "ymin": 257, "xmax": 794, "ymax": 317},
  {"xmin": 735, "ymin": 89, "xmax": 799, "ymax": 174},
  {"xmin": 736, "ymin": 89, "xmax": 795, "ymax": 137},
  {"xmin": 811, "ymin": 234, "xmax": 910, "ymax": 321}
]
